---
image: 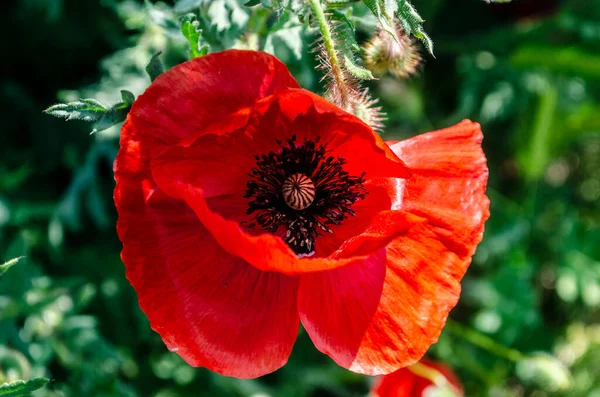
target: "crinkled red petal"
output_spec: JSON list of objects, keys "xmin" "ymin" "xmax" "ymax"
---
[
  {"xmin": 298, "ymin": 211, "xmax": 466, "ymax": 375},
  {"xmin": 126, "ymin": 50, "xmax": 299, "ymax": 160},
  {"xmin": 387, "ymin": 120, "xmax": 490, "ymax": 259},
  {"xmin": 372, "ymin": 359, "xmax": 463, "ymax": 397},
  {"xmin": 115, "ymin": 174, "xmax": 299, "ymax": 378},
  {"xmin": 298, "ymin": 121, "xmax": 489, "ymax": 374},
  {"xmin": 114, "ymin": 50, "xmax": 302, "ymax": 378},
  {"xmin": 150, "ymin": 89, "xmax": 410, "ymax": 274}
]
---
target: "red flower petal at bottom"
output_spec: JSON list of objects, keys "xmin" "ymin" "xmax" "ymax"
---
[
  {"xmin": 298, "ymin": 211, "xmax": 466, "ymax": 375},
  {"xmin": 116, "ymin": 177, "xmax": 299, "ymax": 378},
  {"xmin": 371, "ymin": 359, "xmax": 463, "ymax": 397}
]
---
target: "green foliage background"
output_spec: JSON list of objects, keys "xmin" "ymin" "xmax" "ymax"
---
[{"xmin": 1, "ymin": 0, "xmax": 599, "ymax": 396}]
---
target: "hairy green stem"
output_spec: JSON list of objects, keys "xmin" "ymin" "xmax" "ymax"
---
[
  {"xmin": 446, "ymin": 319, "xmax": 524, "ymax": 363},
  {"xmin": 308, "ymin": 0, "xmax": 349, "ymax": 106}
]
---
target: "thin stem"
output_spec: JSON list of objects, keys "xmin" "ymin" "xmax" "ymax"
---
[
  {"xmin": 308, "ymin": 0, "xmax": 350, "ymax": 106},
  {"xmin": 445, "ymin": 319, "xmax": 524, "ymax": 363}
]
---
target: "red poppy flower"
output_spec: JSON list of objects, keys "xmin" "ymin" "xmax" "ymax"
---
[
  {"xmin": 114, "ymin": 50, "xmax": 489, "ymax": 379},
  {"xmin": 371, "ymin": 358, "xmax": 464, "ymax": 397}
]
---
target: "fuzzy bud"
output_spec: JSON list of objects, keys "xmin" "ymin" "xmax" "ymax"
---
[
  {"xmin": 346, "ymin": 89, "xmax": 385, "ymax": 132},
  {"xmin": 364, "ymin": 23, "xmax": 421, "ymax": 79}
]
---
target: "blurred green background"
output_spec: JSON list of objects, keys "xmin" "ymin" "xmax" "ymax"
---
[{"xmin": 1, "ymin": 0, "xmax": 599, "ymax": 396}]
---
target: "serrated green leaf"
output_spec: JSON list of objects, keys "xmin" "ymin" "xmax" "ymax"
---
[
  {"xmin": 0, "ymin": 256, "xmax": 24, "ymax": 277},
  {"xmin": 0, "ymin": 378, "xmax": 49, "ymax": 397},
  {"xmin": 181, "ymin": 14, "xmax": 209, "ymax": 58},
  {"xmin": 414, "ymin": 26, "xmax": 434, "ymax": 56},
  {"xmin": 396, "ymin": 0, "xmax": 434, "ymax": 55},
  {"xmin": 91, "ymin": 90, "xmax": 136, "ymax": 134},
  {"xmin": 362, "ymin": 0, "xmax": 398, "ymax": 39},
  {"xmin": 45, "ymin": 90, "xmax": 134, "ymax": 134},
  {"xmin": 326, "ymin": 8, "xmax": 355, "ymax": 31},
  {"xmin": 44, "ymin": 99, "xmax": 107, "ymax": 122},
  {"xmin": 343, "ymin": 55, "xmax": 375, "ymax": 80},
  {"xmin": 145, "ymin": 51, "xmax": 164, "ymax": 81}
]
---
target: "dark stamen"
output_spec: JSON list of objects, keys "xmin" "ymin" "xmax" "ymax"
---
[{"xmin": 244, "ymin": 136, "xmax": 367, "ymax": 257}]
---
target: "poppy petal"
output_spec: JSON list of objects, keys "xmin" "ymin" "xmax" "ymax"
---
[
  {"xmin": 387, "ymin": 120, "xmax": 489, "ymax": 258},
  {"xmin": 371, "ymin": 359, "xmax": 463, "ymax": 397},
  {"xmin": 298, "ymin": 211, "xmax": 467, "ymax": 375},
  {"xmin": 314, "ymin": 180, "xmax": 393, "ymax": 257},
  {"xmin": 114, "ymin": 50, "xmax": 302, "ymax": 378},
  {"xmin": 298, "ymin": 121, "xmax": 489, "ymax": 374},
  {"xmin": 150, "ymin": 92, "xmax": 410, "ymax": 275},
  {"xmin": 127, "ymin": 50, "xmax": 299, "ymax": 158},
  {"xmin": 114, "ymin": 170, "xmax": 299, "ymax": 378}
]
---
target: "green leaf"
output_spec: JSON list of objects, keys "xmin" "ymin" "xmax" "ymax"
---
[
  {"xmin": 326, "ymin": 8, "xmax": 355, "ymax": 31},
  {"xmin": 0, "ymin": 256, "xmax": 24, "ymax": 277},
  {"xmin": 45, "ymin": 90, "xmax": 135, "ymax": 134},
  {"xmin": 44, "ymin": 99, "xmax": 107, "ymax": 123},
  {"xmin": 244, "ymin": 0, "xmax": 261, "ymax": 6},
  {"xmin": 361, "ymin": 0, "xmax": 397, "ymax": 39},
  {"xmin": 91, "ymin": 90, "xmax": 136, "ymax": 134},
  {"xmin": 343, "ymin": 55, "xmax": 375, "ymax": 80},
  {"xmin": 181, "ymin": 14, "xmax": 210, "ymax": 58},
  {"xmin": 396, "ymin": 0, "xmax": 434, "ymax": 55},
  {"xmin": 413, "ymin": 26, "xmax": 434, "ymax": 56},
  {"xmin": 145, "ymin": 51, "xmax": 164, "ymax": 81},
  {"xmin": 0, "ymin": 378, "xmax": 49, "ymax": 397}
]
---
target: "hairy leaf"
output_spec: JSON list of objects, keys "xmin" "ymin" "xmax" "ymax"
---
[
  {"xmin": 397, "ymin": 0, "xmax": 434, "ymax": 55},
  {"xmin": 91, "ymin": 90, "xmax": 136, "ymax": 134},
  {"xmin": 45, "ymin": 90, "xmax": 135, "ymax": 134},
  {"xmin": 326, "ymin": 8, "xmax": 355, "ymax": 31},
  {"xmin": 181, "ymin": 14, "xmax": 210, "ymax": 58},
  {"xmin": 146, "ymin": 52, "xmax": 164, "ymax": 81},
  {"xmin": 361, "ymin": 0, "xmax": 397, "ymax": 39},
  {"xmin": 343, "ymin": 55, "xmax": 375, "ymax": 80},
  {"xmin": 44, "ymin": 99, "xmax": 106, "ymax": 123},
  {"xmin": 0, "ymin": 257, "xmax": 24, "ymax": 277},
  {"xmin": 0, "ymin": 378, "xmax": 49, "ymax": 397}
]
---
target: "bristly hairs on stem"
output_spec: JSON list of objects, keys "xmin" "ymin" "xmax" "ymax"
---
[{"xmin": 308, "ymin": 0, "xmax": 386, "ymax": 132}]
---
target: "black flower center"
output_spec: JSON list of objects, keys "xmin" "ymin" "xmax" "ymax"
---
[{"xmin": 243, "ymin": 135, "xmax": 367, "ymax": 257}]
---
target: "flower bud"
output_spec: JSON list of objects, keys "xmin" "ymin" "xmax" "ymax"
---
[
  {"xmin": 516, "ymin": 353, "xmax": 572, "ymax": 392},
  {"xmin": 363, "ymin": 23, "xmax": 421, "ymax": 79},
  {"xmin": 348, "ymin": 89, "xmax": 385, "ymax": 132}
]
